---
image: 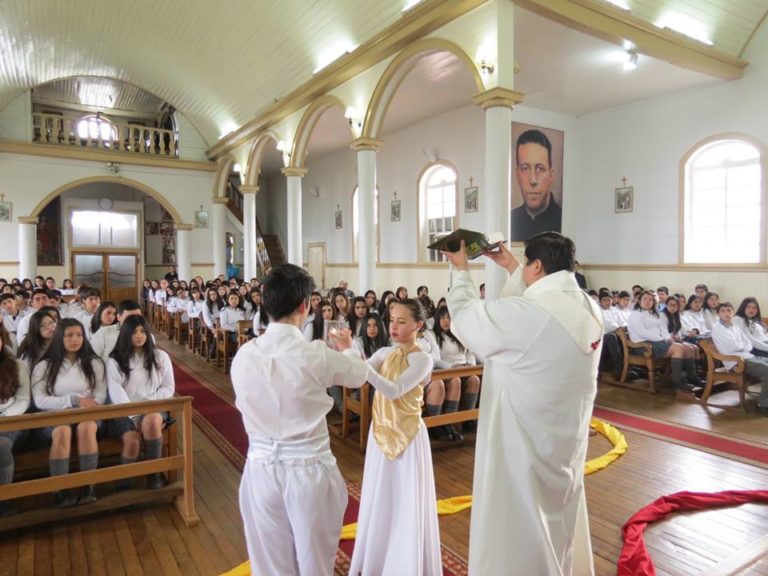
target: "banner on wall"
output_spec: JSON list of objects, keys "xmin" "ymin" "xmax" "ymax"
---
[{"xmin": 510, "ymin": 122, "xmax": 564, "ymax": 242}]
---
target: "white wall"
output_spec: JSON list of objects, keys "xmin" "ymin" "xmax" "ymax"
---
[{"xmin": 0, "ymin": 92, "xmax": 31, "ymax": 141}]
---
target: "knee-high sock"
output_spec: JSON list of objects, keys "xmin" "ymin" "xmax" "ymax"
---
[
  {"xmin": 79, "ymin": 452, "xmax": 98, "ymax": 472},
  {"xmin": 49, "ymin": 457, "xmax": 69, "ymax": 477},
  {"xmin": 443, "ymin": 399, "xmax": 459, "ymax": 414},
  {"xmin": 671, "ymin": 358, "xmax": 685, "ymax": 387},
  {"xmin": 0, "ymin": 437, "xmax": 13, "ymax": 484},
  {"xmin": 426, "ymin": 404, "xmax": 442, "ymax": 417},
  {"xmin": 460, "ymin": 392, "xmax": 479, "ymax": 411},
  {"xmin": 145, "ymin": 438, "xmax": 163, "ymax": 460}
]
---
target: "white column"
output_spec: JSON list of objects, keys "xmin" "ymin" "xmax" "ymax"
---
[
  {"xmin": 474, "ymin": 89, "xmax": 524, "ymax": 300},
  {"xmin": 176, "ymin": 224, "xmax": 193, "ymax": 282},
  {"xmin": 282, "ymin": 167, "xmax": 307, "ymax": 266},
  {"xmin": 212, "ymin": 198, "xmax": 227, "ymax": 277},
  {"xmin": 352, "ymin": 138, "xmax": 381, "ymax": 294},
  {"xmin": 18, "ymin": 217, "xmax": 38, "ymax": 280},
  {"xmin": 241, "ymin": 185, "xmax": 259, "ymax": 280}
]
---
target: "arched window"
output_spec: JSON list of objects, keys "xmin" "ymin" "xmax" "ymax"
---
[
  {"xmin": 352, "ymin": 186, "xmax": 379, "ymax": 263},
  {"xmin": 419, "ymin": 163, "xmax": 458, "ymax": 262},
  {"xmin": 683, "ymin": 138, "xmax": 764, "ymax": 264},
  {"xmin": 77, "ymin": 113, "xmax": 117, "ymax": 144}
]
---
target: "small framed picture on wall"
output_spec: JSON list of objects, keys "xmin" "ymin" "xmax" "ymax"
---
[
  {"xmin": 464, "ymin": 186, "xmax": 478, "ymax": 213},
  {"xmin": 335, "ymin": 207, "xmax": 343, "ymax": 229},
  {"xmin": 0, "ymin": 201, "xmax": 11, "ymax": 222},
  {"xmin": 391, "ymin": 199, "xmax": 401, "ymax": 222},
  {"xmin": 615, "ymin": 186, "xmax": 633, "ymax": 213}
]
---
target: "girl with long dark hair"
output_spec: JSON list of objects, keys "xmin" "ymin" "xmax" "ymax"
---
[
  {"xmin": 377, "ymin": 290, "xmax": 395, "ymax": 317},
  {"xmin": 0, "ymin": 334, "xmax": 31, "ymax": 516},
  {"xmin": 734, "ymin": 297, "xmax": 768, "ymax": 357},
  {"xmin": 250, "ymin": 289, "xmax": 269, "ymax": 335},
  {"xmin": 354, "ymin": 313, "xmax": 388, "ymax": 359},
  {"xmin": 90, "ymin": 301, "xmax": 117, "ymax": 336},
  {"xmin": 31, "ymin": 318, "xmax": 106, "ymax": 507},
  {"xmin": 348, "ymin": 296, "xmax": 369, "ymax": 338},
  {"xmin": 219, "ymin": 291, "xmax": 246, "ymax": 343},
  {"xmin": 305, "ymin": 300, "xmax": 334, "ymax": 341},
  {"xmin": 107, "ymin": 316, "xmax": 175, "ymax": 489},
  {"xmin": 17, "ymin": 307, "xmax": 59, "ymax": 370},
  {"xmin": 702, "ymin": 291, "xmax": 720, "ymax": 330}
]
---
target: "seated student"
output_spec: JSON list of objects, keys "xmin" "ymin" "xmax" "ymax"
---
[
  {"xmin": 354, "ymin": 313, "xmax": 388, "ymax": 360},
  {"xmin": 419, "ymin": 293, "xmax": 437, "ymax": 330},
  {"xmin": 218, "ymin": 292, "xmax": 246, "ymax": 343},
  {"xmin": 428, "ymin": 305, "xmax": 479, "ymax": 440},
  {"xmin": 0, "ymin": 335, "xmax": 31, "ymax": 517},
  {"xmin": 694, "ymin": 283, "xmax": 708, "ymax": 300},
  {"xmin": 0, "ymin": 314, "xmax": 16, "ymax": 355},
  {"xmin": 31, "ymin": 319, "xmax": 106, "ymax": 507},
  {"xmin": 364, "ymin": 290, "xmax": 378, "ymax": 313},
  {"xmin": 90, "ymin": 301, "xmax": 118, "ymax": 339},
  {"xmin": 377, "ymin": 290, "xmax": 395, "ymax": 317},
  {"xmin": 332, "ymin": 291, "xmax": 350, "ymax": 321},
  {"xmin": 201, "ymin": 288, "xmax": 224, "ymax": 358},
  {"xmin": 1, "ymin": 294, "xmax": 20, "ymax": 338},
  {"xmin": 673, "ymin": 292, "xmax": 687, "ymax": 310},
  {"xmin": 305, "ymin": 299, "xmax": 334, "ymax": 342},
  {"xmin": 186, "ymin": 288, "xmax": 206, "ymax": 320},
  {"xmin": 712, "ymin": 302, "xmax": 768, "ymax": 416},
  {"xmin": 598, "ymin": 290, "xmax": 623, "ymax": 378},
  {"xmin": 17, "ymin": 306, "xmax": 59, "ymax": 366},
  {"xmin": 15, "ymin": 288, "xmax": 50, "ymax": 344},
  {"xmin": 167, "ymin": 287, "xmax": 190, "ymax": 324},
  {"xmin": 59, "ymin": 279, "xmax": 76, "ymax": 297},
  {"xmin": 656, "ymin": 286, "xmax": 669, "ymax": 312},
  {"xmin": 702, "ymin": 291, "xmax": 720, "ymax": 330},
  {"xmin": 663, "ymin": 296, "xmax": 701, "ymax": 344},
  {"xmin": 614, "ymin": 290, "xmax": 632, "ymax": 327},
  {"xmin": 587, "ymin": 289, "xmax": 599, "ymax": 302},
  {"xmin": 250, "ymin": 289, "xmax": 269, "ymax": 336},
  {"xmin": 734, "ymin": 297, "xmax": 768, "ymax": 358},
  {"xmin": 107, "ymin": 316, "xmax": 175, "ymax": 489},
  {"xmin": 154, "ymin": 280, "xmax": 169, "ymax": 308},
  {"xmin": 395, "ymin": 286, "xmax": 409, "ymax": 301},
  {"xmin": 630, "ymin": 284, "xmax": 643, "ymax": 305},
  {"xmin": 90, "ymin": 300, "xmax": 143, "ymax": 362},
  {"xmin": 627, "ymin": 290, "xmax": 702, "ymax": 392},
  {"xmin": 348, "ymin": 296, "xmax": 369, "ymax": 338},
  {"xmin": 303, "ymin": 291, "xmax": 322, "ymax": 333},
  {"xmin": 681, "ymin": 295, "xmax": 710, "ymax": 338},
  {"xmin": 73, "ymin": 288, "xmax": 102, "ymax": 339}
]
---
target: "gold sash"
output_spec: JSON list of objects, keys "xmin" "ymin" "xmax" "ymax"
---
[{"xmin": 372, "ymin": 346, "xmax": 424, "ymax": 460}]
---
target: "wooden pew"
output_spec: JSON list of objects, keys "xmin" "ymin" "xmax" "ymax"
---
[
  {"xmin": 614, "ymin": 327, "xmax": 669, "ymax": 393},
  {"xmin": 341, "ymin": 365, "xmax": 484, "ymax": 452},
  {"xmin": 0, "ymin": 396, "xmax": 199, "ymax": 531},
  {"xmin": 698, "ymin": 338, "xmax": 759, "ymax": 411}
]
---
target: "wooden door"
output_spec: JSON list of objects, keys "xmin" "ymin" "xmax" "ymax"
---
[
  {"xmin": 72, "ymin": 252, "xmax": 139, "ymax": 302},
  {"xmin": 307, "ymin": 243, "xmax": 326, "ymax": 290}
]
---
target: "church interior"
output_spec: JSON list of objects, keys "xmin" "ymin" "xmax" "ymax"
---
[{"xmin": 1, "ymin": 0, "xmax": 768, "ymax": 574}]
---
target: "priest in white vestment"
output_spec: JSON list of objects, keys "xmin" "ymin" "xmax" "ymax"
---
[
  {"xmin": 231, "ymin": 264, "xmax": 370, "ymax": 576},
  {"xmin": 444, "ymin": 232, "xmax": 603, "ymax": 576}
]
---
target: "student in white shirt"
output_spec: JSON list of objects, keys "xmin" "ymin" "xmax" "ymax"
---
[
  {"xmin": 202, "ymin": 288, "xmax": 223, "ymax": 358},
  {"xmin": 15, "ymin": 288, "xmax": 50, "ymax": 344},
  {"xmin": 303, "ymin": 291, "xmax": 322, "ymax": 334},
  {"xmin": 332, "ymin": 291, "xmax": 350, "ymax": 321},
  {"xmin": 0, "ymin": 335, "xmax": 31, "ymax": 516},
  {"xmin": 614, "ymin": 290, "xmax": 632, "ymax": 327},
  {"xmin": 218, "ymin": 292, "xmax": 246, "ymax": 343},
  {"xmin": 73, "ymin": 288, "xmax": 101, "ymax": 340},
  {"xmin": 627, "ymin": 291, "xmax": 702, "ymax": 392},
  {"xmin": 250, "ymin": 289, "xmax": 269, "ymax": 335},
  {"xmin": 230, "ymin": 264, "xmax": 370, "ymax": 575},
  {"xmin": 90, "ymin": 301, "xmax": 117, "ymax": 339},
  {"xmin": 17, "ymin": 307, "xmax": 59, "ymax": 370},
  {"xmin": 711, "ymin": 302, "xmax": 768, "ymax": 415},
  {"xmin": 364, "ymin": 290, "xmax": 378, "ymax": 314},
  {"xmin": 734, "ymin": 297, "xmax": 768, "ymax": 357},
  {"xmin": 681, "ymin": 295, "xmax": 710, "ymax": 338},
  {"xmin": 702, "ymin": 291, "xmax": 720, "ymax": 330},
  {"xmin": 347, "ymin": 296, "xmax": 369, "ymax": 338},
  {"xmin": 107, "ymin": 315, "xmax": 175, "ymax": 489},
  {"xmin": 598, "ymin": 290, "xmax": 624, "ymax": 378},
  {"xmin": 90, "ymin": 300, "xmax": 143, "ymax": 362},
  {"xmin": 167, "ymin": 288, "xmax": 190, "ymax": 324},
  {"xmin": 305, "ymin": 300, "xmax": 333, "ymax": 342},
  {"xmin": 1, "ymin": 294, "xmax": 20, "ymax": 337},
  {"xmin": 153, "ymin": 280, "xmax": 169, "ymax": 308},
  {"xmin": 31, "ymin": 318, "xmax": 107, "ymax": 507},
  {"xmin": 59, "ymin": 278, "xmax": 76, "ymax": 297},
  {"xmin": 663, "ymin": 296, "xmax": 700, "ymax": 344},
  {"xmin": 354, "ymin": 313, "xmax": 389, "ymax": 359}
]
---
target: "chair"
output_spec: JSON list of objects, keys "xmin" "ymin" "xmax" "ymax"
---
[
  {"xmin": 187, "ymin": 316, "xmax": 200, "ymax": 354},
  {"xmin": 698, "ymin": 338, "xmax": 759, "ymax": 411},
  {"xmin": 215, "ymin": 326, "xmax": 238, "ymax": 374},
  {"xmin": 199, "ymin": 322, "xmax": 215, "ymax": 362},
  {"xmin": 614, "ymin": 327, "xmax": 670, "ymax": 393},
  {"xmin": 174, "ymin": 311, "xmax": 188, "ymax": 344},
  {"xmin": 341, "ymin": 383, "xmax": 372, "ymax": 452},
  {"xmin": 237, "ymin": 320, "xmax": 253, "ymax": 348}
]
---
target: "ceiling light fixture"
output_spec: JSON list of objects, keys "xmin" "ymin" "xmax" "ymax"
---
[
  {"xmin": 655, "ymin": 13, "xmax": 713, "ymax": 46},
  {"xmin": 344, "ymin": 106, "xmax": 362, "ymax": 133},
  {"xmin": 623, "ymin": 50, "xmax": 638, "ymax": 71},
  {"xmin": 401, "ymin": 0, "xmax": 421, "ymax": 12},
  {"xmin": 313, "ymin": 42, "xmax": 358, "ymax": 75}
]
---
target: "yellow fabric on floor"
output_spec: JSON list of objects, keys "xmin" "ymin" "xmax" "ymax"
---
[{"xmin": 220, "ymin": 418, "xmax": 627, "ymax": 573}]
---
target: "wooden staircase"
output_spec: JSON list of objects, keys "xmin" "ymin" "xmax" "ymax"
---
[{"xmin": 224, "ymin": 175, "xmax": 286, "ymax": 272}]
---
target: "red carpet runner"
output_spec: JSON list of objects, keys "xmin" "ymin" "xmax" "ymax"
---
[{"xmin": 172, "ymin": 363, "xmax": 469, "ymax": 576}]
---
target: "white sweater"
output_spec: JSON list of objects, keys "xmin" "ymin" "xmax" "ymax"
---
[
  {"xmin": 32, "ymin": 357, "xmax": 107, "ymax": 410},
  {"xmin": 627, "ymin": 309, "xmax": 670, "ymax": 343},
  {"xmin": 0, "ymin": 359, "xmax": 31, "ymax": 417},
  {"xmin": 733, "ymin": 316, "xmax": 768, "ymax": 352},
  {"xmin": 219, "ymin": 307, "xmax": 245, "ymax": 332},
  {"xmin": 681, "ymin": 310, "xmax": 710, "ymax": 336},
  {"xmin": 106, "ymin": 350, "xmax": 175, "ymax": 415}
]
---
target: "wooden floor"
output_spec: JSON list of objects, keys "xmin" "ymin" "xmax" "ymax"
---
[{"xmin": 2, "ymin": 336, "xmax": 768, "ymax": 575}]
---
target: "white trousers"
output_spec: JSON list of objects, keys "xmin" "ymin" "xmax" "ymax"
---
[{"xmin": 239, "ymin": 437, "xmax": 348, "ymax": 576}]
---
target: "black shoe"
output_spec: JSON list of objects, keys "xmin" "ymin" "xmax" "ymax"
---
[
  {"xmin": 429, "ymin": 426, "xmax": 453, "ymax": 441},
  {"xmin": 115, "ymin": 478, "xmax": 132, "ymax": 492},
  {"xmin": 78, "ymin": 485, "xmax": 97, "ymax": 505},
  {"xmin": 147, "ymin": 473, "xmax": 168, "ymax": 490},
  {"xmin": 674, "ymin": 382, "xmax": 695, "ymax": 391},
  {"xmin": 462, "ymin": 420, "xmax": 477, "ymax": 434},
  {"xmin": 54, "ymin": 490, "xmax": 79, "ymax": 508},
  {"xmin": 447, "ymin": 425, "xmax": 464, "ymax": 442}
]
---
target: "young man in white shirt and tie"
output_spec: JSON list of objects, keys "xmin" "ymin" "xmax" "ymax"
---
[{"xmin": 230, "ymin": 264, "xmax": 371, "ymax": 575}]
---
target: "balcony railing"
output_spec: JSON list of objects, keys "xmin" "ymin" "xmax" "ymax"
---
[{"xmin": 32, "ymin": 112, "xmax": 179, "ymax": 158}]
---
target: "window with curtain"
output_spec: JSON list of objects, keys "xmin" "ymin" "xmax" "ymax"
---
[
  {"xmin": 683, "ymin": 139, "xmax": 763, "ymax": 264},
  {"xmin": 421, "ymin": 164, "xmax": 458, "ymax": 262}
]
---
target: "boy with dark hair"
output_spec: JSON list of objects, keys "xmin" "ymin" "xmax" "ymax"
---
[
  {"xmin": 15, "ymin": 288, "xmax": 50, "ymax": 343},
  {"xmin": 91, "ymin": 300, "xmax": 143, "ymax": 361},
  {"xmin": 231, "ymin": 264, "xmax": 371, "ymax": 575}
]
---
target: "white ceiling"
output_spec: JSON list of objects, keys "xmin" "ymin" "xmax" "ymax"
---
[{"xmin": 0, "ymin": 0, "xmax": 766, "ymax": 155}]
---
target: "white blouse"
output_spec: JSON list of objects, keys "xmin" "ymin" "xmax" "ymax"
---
[
  {"xmin": 32, "ymin": 357, "xmax": 107, "ymax": 410},
  {"xmin": 202, "ymin": 303, "xmax": 222, "ymax": 330},
  {"xmin": 365, "ymin": 346, "xmax": 433, "ymax": 400},
  {"xmin": 187, "ymin": 300, "xmax": 206, "ymax": 320},
  {"xmin": 436, "ymin": 334, "xmax": 476, "ymax": 368},
  {"xmin": 733, "ymin": 316, "xmax": 768, "ymax": 352},
  {"xmin": 106, "ymin": 350, "xmax": 175, "ymax": 415},
  {"xmin": 0, "ymin": 359, "xmax": 31, "ymax": 417},
  {"xmin": 627, "ymin": 309, "xmax": 670, "ymax": 343},
  {"xmin": 681, "ymin": 309, "xmax": 710, "ymax": 336},
  {"xmin": 220, "ymin": 307, "xmax": 245, "ymax": 332}
]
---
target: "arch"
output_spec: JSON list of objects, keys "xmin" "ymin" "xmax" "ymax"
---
[
  {"xmin": 362, "ymin": 38, "xmax": 485, "ymax": 140},
  {"xmin": 29, "ymin": 176, "xmax": 184, "ymax": 225},
  {"xmin": 243, "ymin": 131, "xmax": 281, "ymax": 187},
  {"xmin": 416, "ymin": 159, "xmax": 460, "ymax": 262},
  {"xmin": 213, "ymin": 154, "xmax": 237, "ymax": 198},
  {"xmin": 678, "ymin": 132, "xmax": 768, "ymax": 264},
  {"xmin": 291, "ymin": 95, "xmax": 354, "ymax": 169}
]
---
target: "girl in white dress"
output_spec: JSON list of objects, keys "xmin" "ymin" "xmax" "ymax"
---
[{"xmin": 349, "ymin": 299, "xmax": 441, "ymax": 576}]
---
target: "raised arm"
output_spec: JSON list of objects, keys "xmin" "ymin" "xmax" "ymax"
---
[{"xmin": 365, "ymin": 349, "xmax": 432, "ymax": 400}]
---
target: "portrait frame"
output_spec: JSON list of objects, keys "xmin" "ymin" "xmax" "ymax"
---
[
  {"xmin": 464, "ymin": 186, "xmax": 478, "ymax": 213},
  {"xmin": 615, "ymin": 186, "xmax": 633, "ymax": 213},
  {"xmin": 37, "ymin": 197, "xmax": 62, "ymax": 266},
  {"xmin": 0, "ymin": 201, "xmax": 11, "ymax": 222},
  {"xmin": 194, "ymin": 210, "xmax": 209, "ymax": 229},
  {"xmin": 335, "ymin": 209, "xmax": 343, "ymax": 229},
  {"xmin": 390, "ymin": 199, "xmax": 401, "ymax": 222},
  {"xmin": 510, "ymin": 122, "xmax": 565, "ymax": 243}
]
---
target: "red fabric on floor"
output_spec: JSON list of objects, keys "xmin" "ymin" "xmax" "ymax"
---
[{"xmin": 618, "ymin": 490, "xmax": 768, "ymax": 576}]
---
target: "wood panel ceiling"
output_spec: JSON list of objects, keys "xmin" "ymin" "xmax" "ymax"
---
[{"xmin": 0, "ymin": 0, "xmax": 766, "ymax": 150}]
